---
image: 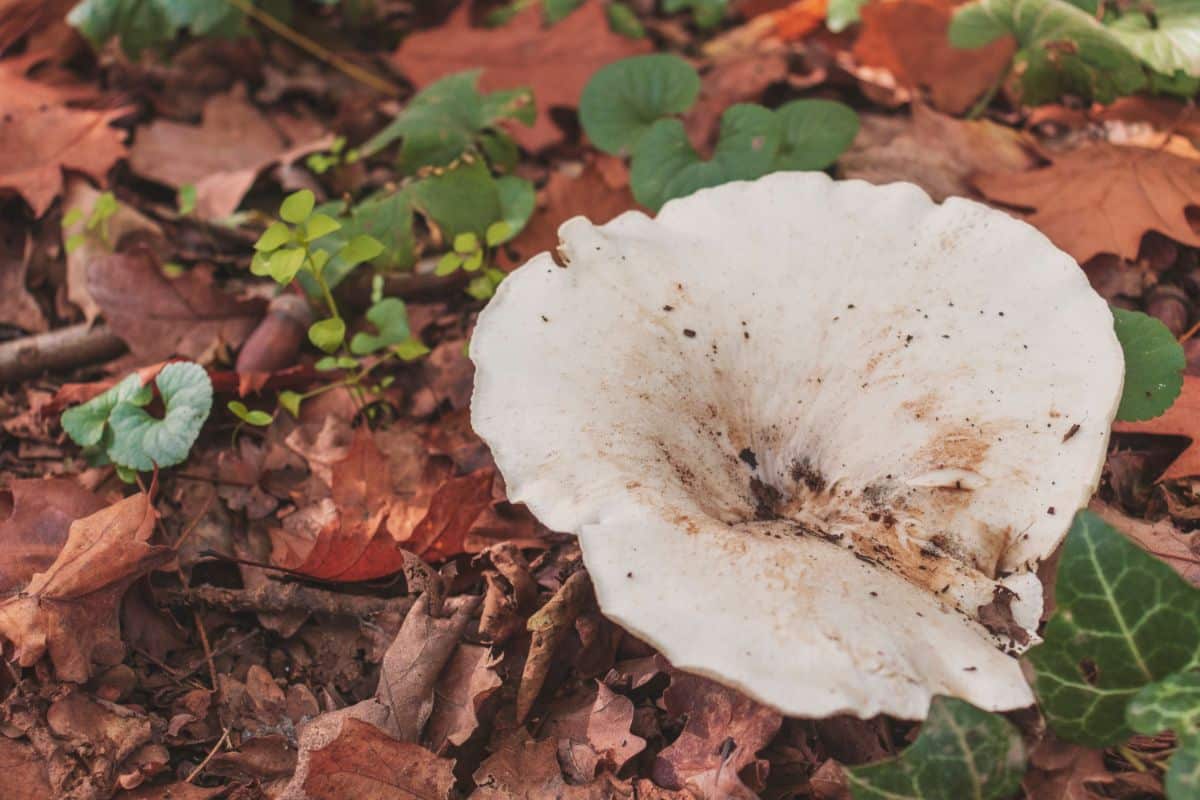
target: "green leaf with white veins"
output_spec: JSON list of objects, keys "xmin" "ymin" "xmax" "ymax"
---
[
  {"xmin": 1129, "ymin": 672, "xmax": 1200, "ymax": 799},
  {"xmin": 1112, "ymin": 308, "xmax": 1184, "ymax": 421},
  {"xmin": 107, "ymin": 362, "xmax": 213, "ymax": 470},
  {"xmin": 845, "ymin": 696, "xmax": 1026, "ymax": 800},
  {"xmin": 579, "ymin": 54, "xmax": 701, "ymax": 156},
  {"xmin": 1027, "ymin": 511, "xmax": 1200, "ymax": 747},
  {"xmin": 1107, "ymin": 0, "xmax": 1200, "ymax": 78},
  {"xmin": 61, "ymin": 373, "xmax": 148, "ymax": 448}
]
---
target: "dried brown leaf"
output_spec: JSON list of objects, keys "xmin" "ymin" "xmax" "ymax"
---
[
  {"xmin": 542, "ymin": 682, "xmax": 646, "ymax": 782},
  {"xmin": 0, "ymin": 478, "xmax": 103, "ymax": 595},
  {"xmin": 1112, "ymin": 374, "xmax": 1200, "ymax": 482},
  {"xmin": 470, "ymin": 730, "xmax": 633, "ymax": 799},
  {"xmin": 426, "ymin": 642, "xmax": 503, "ymax": 752},
  {"xmin": 301, "ymin": 717, "xmax": 455, "ymax": 800},
  {"xmin": 391, "ymin": 0, "xmax": 651, "ymax": 151}
]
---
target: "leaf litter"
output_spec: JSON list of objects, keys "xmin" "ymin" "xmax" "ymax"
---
[{"xmin": 0, "ymin": 0, "xmax": 1199, "ymax": 798}]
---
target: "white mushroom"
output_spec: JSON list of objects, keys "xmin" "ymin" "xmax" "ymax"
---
[{"xmin": 470, "ymin": 173, "xmax": 1123, "ymax": 720}]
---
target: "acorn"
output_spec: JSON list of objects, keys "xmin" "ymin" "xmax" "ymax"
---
[{"xmin": 235, "ymin": 293, "xmax": 314, "ymax": 374}]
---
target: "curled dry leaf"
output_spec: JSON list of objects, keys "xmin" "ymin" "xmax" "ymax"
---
[
  {"xmin": 128, "ymin": 86, "xmax": 332, "ymax": 219},
  {"xmin": 471, "ymin": 729, "xmax": 633, "ymax": 799},
  {"xmin": 839, "ymin": 104, "xmax": 1037, "ymax": 202},
  {"xmin": 425, "ymin": 642, "xmax": 503, "ymax": 753},
  {"xmin": 542, "ymin": 682, "xmax": 647, "ymax": 783},
  {"xmin": 302, "ymin": 718, "xmax": 456, "ymax": 800},
  {"xmin": 0, "ymin": 103, "xmax": 127, "ymax": 216},
  {"xmin": 852, "ymin": 0, "xmax": 1014, "ymax": 115},
  {"xmin": 0, "ymin": 492, "xmax": 173, "ymax": 682},
  {"xmin": 88, "ymin": 249, "xmax": 264, "ymax": 363},
  {"xmin": 652, "ymin": 671, "xmax": 783, "ymax": 798},
  {"xmin": 974, "ymin": 143, "xmax": 1200, "ymax": 263},
  {"xmin": 0, "ymin": 478, "xmax": 103, "ymax": 595},
  {"xmin": 391, "ymin": 0, "xmax": 651, "ymax": 152},
  {"xmin": 517, "ymin": 570, "xmax": 593, "ymax": 723}
]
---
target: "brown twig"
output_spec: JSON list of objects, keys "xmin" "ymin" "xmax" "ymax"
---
[
  {"xmin": 185, "ymin": 727, "xmax": 231, "ymax": 783},
  {"xmin": 0, "ymin": 323, "xmax": 126, "ymax": 383},
  {"xmin": 172, "ymin": 583, "xmax": 416, "ymax": 619}
]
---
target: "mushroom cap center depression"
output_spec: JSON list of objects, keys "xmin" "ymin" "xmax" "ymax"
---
[{"xmin": 469, "ymin": 174, "xmax": 1123, "ymax": 717}]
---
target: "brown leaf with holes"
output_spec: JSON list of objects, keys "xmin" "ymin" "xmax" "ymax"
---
[
  {"xmin": 302, "ymin": 718, "xmax": 456, "ymax": 800},
  {"xmin": 542, "ymin": 682, "xmax": 646, "ymax": 783},
  {"xmin": 652, "ymin": 671, "xmax": 783, "ymax": 798},
  {"xmin": 128, "ymin": 85, "xmax": 332, "ymax": 219},
  {"xmin": 839, "ymin": 104, "xmax": 1037, "ymax": 202},
  {"xmin": 470, "ymin": 730, "xmax": 633, "ymax": 799},
  {"xmin": 852, "ymin": 0, "xmax": 1014, "ymax": 115},
  {"xmin": 0, "ymin": 478, "xmax": 103, "ymax": 595},
  {"xmin": 975, "ymin": 143, "xmax": 1200, "ymax": 263},
  {"xmin": 391, "ymin": 0, "xmax": 650, "ymax": 151},
  {"xmin": 500, "ymin": 157, "xmax": 637, "ymax": 269},
  {"xmin": 0, "ymin": 492, "xmax": 173, "ymax": 681},
  {"xmin": 88, "ymin": 249, "xmax": 264, "ymax": 363},
  {"xmin": 0, "ymin": 103, "xmax": 128, "ymax": 216}
]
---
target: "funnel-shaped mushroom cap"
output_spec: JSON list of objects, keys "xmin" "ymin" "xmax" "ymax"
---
[{"xmin": 470, "ymin": 173, "xmax": 1123, "ymax": 720}]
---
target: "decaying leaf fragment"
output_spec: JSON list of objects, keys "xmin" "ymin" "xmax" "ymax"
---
[{"xmin": 471, "ymin": 172, "xmax": 1123, "ymax": 719}]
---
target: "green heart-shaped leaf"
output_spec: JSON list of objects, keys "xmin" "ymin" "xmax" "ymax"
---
[
  {"xmin": 580, "ymin": 54, "xmax": 701, "ymax": 156},
  {"xmin": 309, "ymin": 317, "xmax": 346, "ymax": 353},
  {"xmin": 350, "ymin": 298, "xmax": 411, "ymax": 355},
  {"xmin": 280, "ymin": 189, "xmax": 315, "ymax": 224},
  {"xmin": 774, "ymin": 99, "xmax": 860, "ymax": 171},
  {"xmin": 1113, "ymin": 307, "xmax": 1184, "ymax": 421},
  {"xmin": 61, "ymin": 372, "xmax": 147, "ymax": 448},
  {"xmin": 108, "ymin": 362, "xmax": 213, "ymax": 470}
]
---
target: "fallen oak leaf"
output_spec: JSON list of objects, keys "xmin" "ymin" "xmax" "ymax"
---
[
  {"xmin": 471, "ymin": 729, "xmax": 634, "ymax": 799},
  {"xmin": 974, "ymin": 143, "xmax": 1200, "ymax": 263},
  {"xmin": 425, "ymin": 642, "xmax": 503, "ymax": 753},
  {"xmin": 852, "ymin": 0, "xmax": 1015, "ymax": 115},
  {"xmin": 1112, "ymin": 375, "xmax": 1200, "ymax": 483},
  {"xmin": 302, "ymin": 718, "xmax": 456, "ymax": 800},
  {"xmin": 391, "ymin": 0, "xmax": 651, "ymax": 152},
  {"xmin": 128, "ymin": 85, "xmax": 332, "ymax": 220},
  {"xmin": 88, "ymin": 249, "xmax": 264, "ymax": 363},
  {"xmin": 0, "ymin": 492, "xmax": 173, "ymax": 682},
  {"xmin": 542, "ymin": 682, "xmax": 646, "ymax": 783},
  {"xmin": 0, "ymin": 478, "xmax": 103, "ymax": 595},
  {"xmin": 0, "ymin": 103, "xmax": 128, "ymax": 216}
]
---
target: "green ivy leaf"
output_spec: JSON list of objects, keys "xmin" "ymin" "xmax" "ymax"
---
[
  {"xmin": 280, "ymin": 190, "xmax": 316, "ymax": 224},
  {"xmin": 949, "ymin": 0, "xmax": 1147, "ymax": 103},
  {"xmin": 845, "ymin": 696, "xmax": 1026, "ymax": 800},
  {"xmin": 108, "ymin": 362, "xmax": 213, "ymax": 470},
  {"xmin": 828, "ymin": 0, "xmax": 870, "ymax": 31},
  {"xmin": 1129, "ymin": 671, "xmax": 1200, "ymax": 740},
  {"xmin": 631, "ymin": 105, "xmax": 780, "ymax": 212},
  {"xmin": 1027, "ymin": 510, "xmax": 1200, "ymax": 747},
  {"xmin": 1108, "ymin": 0, "xmax": 1200, "ymax": 79},
  {"xmin": 227, "ymin": 401, "xmax": 273, "ymax": 427},
  {"xmin": 774, "ymin": 99, "xmax": 860, "ymax": 171},
  {"xmin": 350, "ymin": 297, "xmax": 411, "ymax": 355},
  {"xmin": 579, "ymin": 54, "xmax": 701, "ymax": 156},
  {"xmin": 1113, "ymin": 308, "xmax": 1184, "ymax": 421},
  {"xmin": 360, "ymin": 71, "xmax": 534, "ymax": 172},
  {"xmin": 309, "ymin": 317, "xmax": 346, "ymax": 353},
  {"xmin": 61, "ymin": 373, "xmax": 147, "ymax": 448}
]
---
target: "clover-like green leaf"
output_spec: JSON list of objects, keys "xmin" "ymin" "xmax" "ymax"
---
[
  {"xmin": 61, "ymin": 373, "xmax": 147, "ymax": 448},
  {"xmin": 845, "ymin": 696, "xmax": 1026, "ymax": 800},
  {"xmin": 950, "ymin": 0, "xmax": 1146, "ymax": 103},
  {"xmin": 486, "ymin": 220, "xmax": 512, "ymax": 247},
  {"xmin": 1113, "ymin": 307, "xmax": 1184, "ymax": 421},
  {"xmin": 774, "ymin": 100, "xmax": 860, "ymax": 171},
  {"xmin": 631, "ymin": 105, "xmax": 780, "ymax": 212},
  {"xmin": 436, "ymin": 252, "xmax": 464, "ymax": 276},
  {"xmin": 350, "ymin": 298, "xmax": 411, "ymax": 355},
  {"xmin": 280, "ymin": 190, "xmax": 316, "ymax": 224},
  {"xmin": 1028, "ymin": 511, "xmax": 1200, "ymax": 747},
  {"xmin": 227, "ymin": 401, "xmax": 273, "ymax": 427},
  {"xmin": 309, "ymin": 317, "xmax": 346, "ymax": 353},
  {"xmin": 393, "ymin": 337, "xmax": 432, "ymax": 361},
  {"xmin": 266, "ymin": 247, "xmax": 307, "ymax": 285},
  {"xmin": 278, "ymin": 390, "xmax": 303, "ymax": 418},
  {"xmin": 454, "ymin": 232, "xmax": 480, "ymax": 254},
  {"xmin": 579, "ymin": 54, "xmax": 701, "ymax": 156},
  {"xmin": 107, "ymin": 362, "xmax": 213, "ymax": 471},
  {"xmin": 255, "ymin": 222, "xmax": 291, "ymax": 253},
  {"xmin": 304, "ymin": 213, "xmax": 342, "ymax": 242},
  {"xmin": 338, "ymin": 234, "xmax": 385, "ymax": 269}
]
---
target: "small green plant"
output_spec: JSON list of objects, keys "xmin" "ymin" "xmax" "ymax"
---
[
  {"xmin": 68, "ymin": 0, "xmax": 247, "ymax": 58},
  {"xmin": 62, "ymin": 362, "xmax": 213, "ymax": 481},
  {"xmin": 251, "ymin": 189, "xmax": 384, "ymax": 354},
  {"xmin": 949, "ymin": 0, "xmax": 1200, "ymax": 105},
  {"xmin": 306, "ymin": 136, "xmax": 360, "ymax": 175},
  {"xmin": 63, "ymin": 191, "xmax": 119, "ymax": 254},
  {"xmin": 579, "ymin": 55, "xmax": 860, "ymax": 211},
  {"xmin": 1112, "ymin": 308, "xmax": 1186, "ymax": 421},
  {"xmin": 485, "ymin": 0, "xmax": 646, "ymax": 35},
  {"xmin": 436, "ymin": 225, "xmax": 511, "ymax": 300}
]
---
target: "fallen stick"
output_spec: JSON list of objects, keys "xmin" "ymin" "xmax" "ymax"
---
[
  {"xmin": 172, "ymin": 583, "xmax": 416, "ymax": 619},
  {"xmin": 0, "ymin": 323, "xmax": 126, "ymax": 383}
]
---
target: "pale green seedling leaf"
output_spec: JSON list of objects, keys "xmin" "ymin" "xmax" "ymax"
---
[
  {"xmin": 108, "ymin": 362, "xmax": 213, "ymax": 470},
  {"xmin": 1027, "ymin": 510, "xmax": 1200, "ymax": 746},
  {"xmin": 463, "ymin": 251, "xmax": 484, "ymax": 272},
  {"xmin": 350, "ymin": 297, "xmax": 411, "ymax": 355},
  {"xmin": 436, "ymin": 252, "xmax": 463, "ymax": 276},
  {"xmin": 267, "ymin": 247, "xmax": 307, "ymax": 284},
  {"xmin": 393, "ymin": 337, "xmax": 431, "ymax": 361},
  {"xmin": 1113, "ymin": 308, "xmax": 1184, "ymax": 421},
  {"xmin": 308, "ymin": 317, "xmax": 346, "ymax": 353},
  {"xmin": 486, "ymin": 221, "xmax": 512, "ymax": 247},
  {"xmin": 255, "ymin": 222, "xmax": 292, "ymax": 252},
  {"xmin": 579, "ymin": 54, "xmax": 701, "ymax": 156},
  {"xmin": 280, "ymin": 190, "xmax": 315, "ymax": 224},
  {"xmin": 828, "ymin": 0, "xmax": 869, "ymax": 31},
  {"xmin": 278, "ymin": 390, "xmax": 303, "ymax": 418},
  {"xmin": 227, "ymin": 401, "xmax": 273, "ymax": 427},
  {"xmin": 845, "ymin": 696, "xmax": 1026, "ymax": 799},
  {"xmin": 178, "ymin": 184, "xmax": 197, "ymax": 215},
  {"xmin": 61, "ymin": 373, "xmax": 147, "ymax": 448},
  {"xmin": 304, "ymin": 213, "xmax": 342, "ymax": 242},
  {"xmin": 454, "ymin": 232, "xmax": 480, "ymax": 254}
]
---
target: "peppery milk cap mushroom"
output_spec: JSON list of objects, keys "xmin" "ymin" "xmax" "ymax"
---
[{"xmin": 469, "ymin": 172, "xmax": 1123, "ymax": 720}]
